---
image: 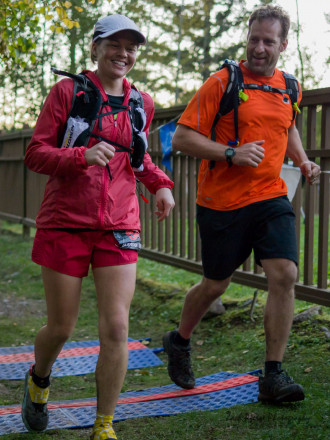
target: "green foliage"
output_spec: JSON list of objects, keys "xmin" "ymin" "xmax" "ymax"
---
[
  {"xmin": 0, "ymin": 0, "xmax": 102, "ymax": 129},
  {"xmin": 1, "ymin": 0, "xmax": 40, "ymax": 68},
  {"xmin": 0, "ymin": 0, "xmax": 328, "ymax": 130},
  {"xmin": 60, "ymin": 0, "xmax": 106, "ymax": 71},
  {"xmin": 0, "ymin": 0, "xmax": 93, "ymax": 68},
  {"xmin": 185, "ymin": 0, "xmax": 249, "ymax": 82},
  {"xmin": 122, "ymin": 0, "xmax": 252, "ymax": 105}
]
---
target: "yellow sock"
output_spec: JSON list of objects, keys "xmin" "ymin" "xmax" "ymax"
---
[
  {"xmin": 28, "ymin": 376, "xmax": 49, "ymax": 404},
  {"xmin": 92, "ymin": 413, "xmax": 117, "ymax": 440}
]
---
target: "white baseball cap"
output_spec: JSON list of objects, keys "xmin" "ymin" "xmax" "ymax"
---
[{"xmin": 93, "ymin": 14, "xmax": 146, "ymax": 44}]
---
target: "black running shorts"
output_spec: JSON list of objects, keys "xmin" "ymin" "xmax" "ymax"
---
[{"xmin": 196, "ymin": 196, "xmax": 298, "ymax": 281}]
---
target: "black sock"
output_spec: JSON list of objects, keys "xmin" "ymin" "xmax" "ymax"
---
[
  {"xmin": 173, "ymin": 331, "xmax": 190, "ymax": 347},
  {"xmin": 31, "ymin": 365, "xmax": 51, "ymax": 388},
  {"xmin": 265, "ymin": 361, "xmax": 282, "ymax": 375}
]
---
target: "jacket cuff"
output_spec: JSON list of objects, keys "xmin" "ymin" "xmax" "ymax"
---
[
  {"xmin": 74, "ymin": 147, "xmax": 88, "ymax": 169},
  {"xmin": 153, "ymin": 179, "xmax": 174, "ymax": 193}
]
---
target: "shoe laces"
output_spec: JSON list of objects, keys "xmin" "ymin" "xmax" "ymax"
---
[
  {"xmin": 28, "ymin": 376, "xmax": 49, "ymax": 405},
  {"xmin": 264, "ymin": 369, "xmax": 294, "ymax": 387},
  {"xmin": 174, "ymin": 347, "xmax": 193, "ymax": 371},
  {"xmin": 275, "ymin": 370, "xmax": 294, "ymax": 385},
  {"xmin": 92, "ymin": 422, "xmax": 117, "ymax": 440}
]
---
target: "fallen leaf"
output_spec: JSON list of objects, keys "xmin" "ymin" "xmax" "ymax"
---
[
  {"xmin": 203, "ymin": 356, "xmax": 216, "ymax": 361},
  {"xmin": 247, "ymin": 412, "xmax": 257, "ymax": 419}
]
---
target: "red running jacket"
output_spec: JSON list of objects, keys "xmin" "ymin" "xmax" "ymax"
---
[{"xmin": 25, "ymin": 71, "xmax": 173, "ymax": 230}]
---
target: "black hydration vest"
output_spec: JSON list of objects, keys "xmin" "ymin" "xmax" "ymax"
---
[
  {"xmin": 209, "ymin": 60, "xmax": 300, "ymax": 169},
  {"xmin": 52, "ymin": 67, "xmax": 147, "ymax": 171}
]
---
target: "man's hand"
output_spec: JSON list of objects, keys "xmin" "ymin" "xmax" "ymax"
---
[
  {"xmin": 84, "ymin": 142, "xmax": 115, "ymax": 166},
  {"xmin": 299, "ymin": 160, "xmax": 321, "ymax": 185},
  {"xmin": 232, "ymin": 140, "xmax": 265, "ymax": 167},
  {"xmin": 155, "ymin": 188, "xmax": 175, "ymax": 222}
]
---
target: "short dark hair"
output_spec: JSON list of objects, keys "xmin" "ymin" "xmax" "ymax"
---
[
  {"xmin": 91, "ymin": 39, "xmax": 102, "ymax": 64},
  {"xmin": 248, "ymin": 5, "xmax": 290, "ymax": 41}
]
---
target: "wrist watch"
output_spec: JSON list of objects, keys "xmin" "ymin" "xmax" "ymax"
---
[{"xmin": 225, "ymin": 147, "xmax": 236, "ymax": 167}]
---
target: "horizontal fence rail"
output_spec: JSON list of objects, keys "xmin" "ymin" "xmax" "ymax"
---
[{"xmin": 0, "ymin": 88, "xmax": 329, "ymax": 306}]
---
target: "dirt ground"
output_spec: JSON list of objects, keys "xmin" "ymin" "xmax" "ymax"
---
[{"xmin": 0, "ymin": 294, "xmax": 45, "ymax": 318}]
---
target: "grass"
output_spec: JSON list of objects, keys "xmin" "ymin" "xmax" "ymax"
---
[{"xmin": 0, "ymin": 223, "xmax": 329, "ymax": 439}]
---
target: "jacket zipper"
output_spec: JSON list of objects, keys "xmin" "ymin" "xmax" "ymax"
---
[
  {"xmin": 98, "ymin": 107, "xmax": 120, "ymax": 227},
  {"xmin": 99, "ymin": 167, "xmax": 108, "ymax": 227},
  {"xmin": 98, "ymin": 94, "xmax": 130, "ymax": 226}
]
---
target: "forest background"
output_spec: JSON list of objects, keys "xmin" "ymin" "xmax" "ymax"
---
[{"xmin": 1, "ymin": 0, "xmax": 329, "ymax": 131}]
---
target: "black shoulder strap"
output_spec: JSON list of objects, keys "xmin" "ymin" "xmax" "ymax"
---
[
  {"xmin": 218, "ymin": 60, "xmax": 244, "ymax": 120},
  {"xmin": 52, "ymin": 68, "xmax": 148, "ymax": 174},
  {"xmin": 128, "ymin": 86, "xmax": 144, "ymax": 148},
  {"xmin": 52, "ymin": 67, "xmax": 103, "ymax": 148},
  {"xmin": 128, "ymin": 86, "xmax": 149, "ymax": 170},
  {"xmin": 210, "ymin": 60, "xmax": 244, "ymax": 169},
  {"xmin": 209, "ymin": 63, "xmax": 301, "ymax": 170},
  {"xmin": 129, "ymin": 86, "xmax": 144, "ymax": 109},
  {"xmin": 210, "ymin": 60, "xmax": 244, "ymax": 144},
  {"xmin": 282, "ymin": 71, "xmax": 300, "ymax": 121},
  {"xmin": 243, "ymin": 71, "xmax": 300, "ymax": 122}
]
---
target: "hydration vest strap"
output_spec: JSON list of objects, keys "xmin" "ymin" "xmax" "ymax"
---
[
  {"xmin": 282, "ymin": 71, "xmax": 300, "ymax": 120},
  {"xmin": 90, "ymin": 133, "xmax": 132, "ymax": 153},
  {"xmin": 51, "ymin": 67, "xmax": 86, "ymax": 84},
  {"xmin": 53, "ymin": 67, "xmax": 147, "ymax": 170},
  {"xmin": 97, "ymin": 102, "xmax": 129, "ymax": 131},
  {"xmin": 209, "ymin": 60, "xmax": 242, "ymax": 170},
  {"xmin": 51, "ymin": 67, "xmax": 100, "ymax": 97},
  {"xmin": 243, "ymin": 83, "xmax": 289, "ymax": 95}
]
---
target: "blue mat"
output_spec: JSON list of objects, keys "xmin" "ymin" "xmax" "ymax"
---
[
  {"xmin": 0, "ymin": 338, "xmax": 163, "ymax": 380},
  {"xmin": 0, "ymin": 370, "xmax": 260, "ymax": 435}
]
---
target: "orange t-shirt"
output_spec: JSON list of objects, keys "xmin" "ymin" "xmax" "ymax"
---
[{"xmin": 178, "ymin": 61, "xmax": 302, "ymax": 211}]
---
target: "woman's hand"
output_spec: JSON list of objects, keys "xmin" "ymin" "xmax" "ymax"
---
[
  {"xmin": 84, "ymin": 142, "xmax": 116, "ymax": 167},
  {"xmin": 155, "ymin": 188, "xmax": 175, "ymax": 222}
]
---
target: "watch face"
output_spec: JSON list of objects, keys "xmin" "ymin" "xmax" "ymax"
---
[{"xmin": 226, "ymin": 148, "xmax": 235, "ymax": 158}]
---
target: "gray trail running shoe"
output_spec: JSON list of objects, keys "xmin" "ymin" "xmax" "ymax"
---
[
  {"xmin": 21, "ymin": 370, "xmax": 49, "ymax": 432},
  {"xmin": 162, "ymin": 330, "xmax": 195, "ymax": 389},
  {"xmin": 258, "ymin": 370, "xmax": 305, "ymax": 403}
]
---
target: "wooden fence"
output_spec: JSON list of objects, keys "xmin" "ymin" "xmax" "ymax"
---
[{"xmin": 0, "ymin": 88, "xmax": 329, "ymax": 306}]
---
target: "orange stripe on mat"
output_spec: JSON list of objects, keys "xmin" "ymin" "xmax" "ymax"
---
[
  {"xmin": 0, "ymin": 341, "xmax": 146, "ymax": 364},
  {"xmin": 0, "ymin": 375, "xmax": 258, "ymax": 415}
]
